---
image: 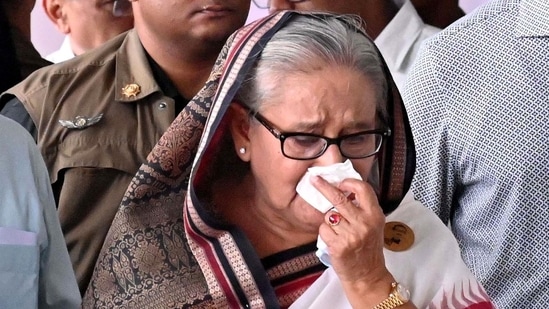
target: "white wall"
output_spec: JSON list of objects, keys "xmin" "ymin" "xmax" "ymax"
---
[
  {"xmin": 31, "ymin": 1, "xmax": 64, "ymax": 57},
  {"xmin": 459, "ymin": 0, "xmax": 490, "ymax": 13},
  {"xmin": 31, "ymin": 0, "xmax": 489, "ymax": 58}
]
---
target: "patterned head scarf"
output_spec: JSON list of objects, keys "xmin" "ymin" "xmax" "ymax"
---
[{"xmin": 84, "ymin": 11, "xmax": 415, "ymax": 307}]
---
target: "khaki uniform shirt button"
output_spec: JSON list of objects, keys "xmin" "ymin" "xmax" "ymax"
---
[{"xmin": 158, "ymin": 102, "xmax": 167, "ymax": 110}]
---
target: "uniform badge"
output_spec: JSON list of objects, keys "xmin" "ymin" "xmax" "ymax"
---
[
  {"xmin": 58, "ymin": 114, "xmax": 103, "ymax": 129},
  {"xmin": 122, "ymin": 83, "xmax": 141, "ymax": 98},
  {"xmin": 383, "ymin": 221, "xmax": 415, "ymax": 252}
]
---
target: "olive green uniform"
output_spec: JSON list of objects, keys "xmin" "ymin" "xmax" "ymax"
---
[{"xmin": 0, "ymin": 30, "xmax": 181, "ymax": 294}]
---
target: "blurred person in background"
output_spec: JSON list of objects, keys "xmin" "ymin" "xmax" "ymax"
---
[
  {"xmin": 0, "ymin": 0, "xmax": 250, "ymax": 295},
  {"xmin": 404, "ymin": 0, "xmax": 549, "ymax": 306},
  {"xmin": 0, "ymin": 114, "xmax": 81, "ymax": 309},
  {"xmin": 0, "ymin": 0, "xmax": 50, "ymax": 90},
  {"xmin": 43, "ymin": 0, "xmax": 134, "ymax": 62},
  {"xmin": 260, "ymin": 0, "xmax": 464, "ymax": 89},
  {"xmin": 410, "ymin": 0, "xmax": 464, "ymax": 28},
  {"xmin": 0, "ymin": 1, "xmax": 79, "ymax": 308}
]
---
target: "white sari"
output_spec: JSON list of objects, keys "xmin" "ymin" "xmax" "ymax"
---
[{"xmin": 291, "ymin": 192, "xmax": 493, "ymax": 309}]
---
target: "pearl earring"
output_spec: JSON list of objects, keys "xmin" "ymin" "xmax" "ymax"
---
[{"xmin": 239, "ymin": 147, "xmax": 246, "ymax": 154}]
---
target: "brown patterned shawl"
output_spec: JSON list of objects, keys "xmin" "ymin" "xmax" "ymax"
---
[{"xmin": 83, "ymin": 11, "xmax": 415, "ymax": 308}]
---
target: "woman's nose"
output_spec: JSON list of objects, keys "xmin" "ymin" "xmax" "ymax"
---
[
  {"xmin": 315, "ymin": 144, "xmax": 345, "ymax": 166},
  {"xmin": 268, "ymin": 0, "xmax": 294, "ymax": 13}
]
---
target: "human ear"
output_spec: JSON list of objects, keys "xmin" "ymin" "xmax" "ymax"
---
[
  {"xmin": 43, "ymin": 0, "xmax": 70, "ymax": 34},
  {"xmin": 228, "ymin": 102, "xmax": 251, "ymax": 161}
]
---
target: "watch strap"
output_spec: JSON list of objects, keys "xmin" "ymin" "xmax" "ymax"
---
[{"xmin": 372, "ymin": 282, "xmax": 407, "ymax": 309}]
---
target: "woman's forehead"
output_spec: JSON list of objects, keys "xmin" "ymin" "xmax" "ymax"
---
[{"xmin": 258, "ymin": 66, "xmax": 379, "ymax": 116}]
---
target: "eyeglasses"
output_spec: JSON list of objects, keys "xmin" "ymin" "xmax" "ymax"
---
[
  {"xmin": 252, "ymin": 0, "xmax": 309, "ymax": 9},
  {"xmin": 252, "ymin": 112, "xmax": 391, "ymax": 160}
]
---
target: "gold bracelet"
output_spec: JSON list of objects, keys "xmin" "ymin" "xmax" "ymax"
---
[{"xmin": 372, "ymin": 282, "xmax": 410, "ymax": 309}]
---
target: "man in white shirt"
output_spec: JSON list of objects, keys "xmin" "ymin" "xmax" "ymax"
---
[
  {"xmin": 260, "ymin": 0, "xmax": 464, "ymax": 90},
  {"xmin": 44, "ymin": 0, "xmax": 133, "ymax": 63}
]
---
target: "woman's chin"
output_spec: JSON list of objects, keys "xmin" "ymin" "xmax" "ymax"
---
[
  {"xmin": 299, "ymin": 204, "xmax": 326, "ymax": 224},
  {"xmin": 289, "ymin": 198, "xmax": 326, "ymax": 228}
]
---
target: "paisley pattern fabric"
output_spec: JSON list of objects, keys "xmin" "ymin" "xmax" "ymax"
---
[
  {"xmin": 83, "ymin": 11, "xmax": 416, "ymax": 308},
  {"xmin": 83, "ymin": 29, "xmax": 232, "ymax": 309}
]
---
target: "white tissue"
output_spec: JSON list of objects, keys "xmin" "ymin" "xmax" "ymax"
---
[
  {"xmin": 296, "ymin": 160, "xmax": 362, "ymax": 213},
  {"xmin": 295, "ymin": 160, "xmax": 363, "ymax": 267},
  {"xmin": 316, "ymin": 236, "xmax": 332, "ymax": 266}
]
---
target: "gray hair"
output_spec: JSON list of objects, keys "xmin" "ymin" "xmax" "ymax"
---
[{"xmin": 237, "ymin": 14, "xmax": 389, "ymax": 120}]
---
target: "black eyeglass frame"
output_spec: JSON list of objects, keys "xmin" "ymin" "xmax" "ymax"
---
[
  {"xmin": 252, "ymin": 111, "xmax": 391, "ymax": 160},
  {"xmin": 251, "ymin": 0, "xmax": 309, "ymax": 9}
]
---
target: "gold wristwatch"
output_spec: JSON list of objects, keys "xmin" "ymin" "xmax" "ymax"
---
[{"xmin": 372, "ymin": 282, "xmax": 410, "ymax": 309}]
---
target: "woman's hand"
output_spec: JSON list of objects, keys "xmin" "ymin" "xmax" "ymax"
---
[{"xmin": 311, "ymin": 175, "xmax": 414, "ymax": 308}]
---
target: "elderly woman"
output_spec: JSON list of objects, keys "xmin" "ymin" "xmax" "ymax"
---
[{"xmin": 85, "ymin": 11, "xmax": 493, "ymax": 308}]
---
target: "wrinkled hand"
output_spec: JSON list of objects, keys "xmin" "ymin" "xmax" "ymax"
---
[{"xmin": 312, "ymin": 175, "xmax": 393, "ymax": 289}]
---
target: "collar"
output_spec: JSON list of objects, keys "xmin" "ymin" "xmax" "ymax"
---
[
  {"xmin": 516, "ymin": 0, "xmax": 549, "ymax": 37},
  {"xmin": 114, "ymin": 29, "xmax": 164, "ymax": 103},
  {"xmin": 375, "ymin": 0, "xmax": 439, "ymax": 70},
  {"xmin": 146, "ymin": 53, "xmax": 180, "ymax": 99}
]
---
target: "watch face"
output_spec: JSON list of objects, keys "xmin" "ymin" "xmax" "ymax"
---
[{"xmin": 396, "ymin": 283, "xmax": 410, "ymax": 302}]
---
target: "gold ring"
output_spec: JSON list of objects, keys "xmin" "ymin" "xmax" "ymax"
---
[{"xmin": 328, "ymin": 212, "xmax": 342, "ymax": 226}]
